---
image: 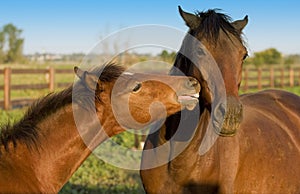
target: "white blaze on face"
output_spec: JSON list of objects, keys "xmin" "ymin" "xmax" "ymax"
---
[{"xmin": 123, "ymin": 72, "xmax": 134, "ymax": 76}]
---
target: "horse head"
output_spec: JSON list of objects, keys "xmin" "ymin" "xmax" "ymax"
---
[
  {"xmin": 74, "ymin": 64, "xmax": 200, "ymax": 134},
  {"xmin": 176, "ymin": 6, "xmax": 248, "ymax": 136}
]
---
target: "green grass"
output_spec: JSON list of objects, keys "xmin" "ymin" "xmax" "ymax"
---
[
  {"xmin": 0, "ymin": 108, "xmax": 145, "ymax": 193},
  {"xmin": 240, "ymin": 86, "xmax": 300, "ymax": 95},
  {"xmin": 240, "ymin": 65, "xmax": 300, "ymax": 92},
  {"xmin": 0, "ymin": 64, "xmax": 76, "ymax": 101},
  {"xmin": 60, "ymin": 156, "xmax": 144, "ymax": 194},
  {"xmin": 0, "ymin": 108, "xmax": 26, "ymax": 124},
  {"xmin": 0, "ymin": 61, "xmax": 144, "ymax": 193},
  {"xmin": 1, "ymin": 63, "xmax": 300, "ymax": 193},
  {"xmin": 60, "ymin": 154, "xmax": 145, "ymax": 194}
]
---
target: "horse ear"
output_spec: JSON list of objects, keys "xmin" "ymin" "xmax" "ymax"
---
[
  {"xmin": 231, "ymin": 15, "xmax": 248, "ymax": 32},
  {"xmin": 74, "ymin": 66, "xmax": 84, "ymax": 79},
  {"xmin": 178, "ymin": 6, "xmax": 201, "ymax": 30},
  {"xmin": 74, "ymin": 66, "xmax": 99, "ymax": 91}
]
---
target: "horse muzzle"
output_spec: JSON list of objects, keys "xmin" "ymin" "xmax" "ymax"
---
[
  {"xmin": 213, "ymin": 96, "xmax": 243, "ymax": 136},
  {"xmin": 177, "ymin": 77, "xmax": 201, "ymax": 110}
]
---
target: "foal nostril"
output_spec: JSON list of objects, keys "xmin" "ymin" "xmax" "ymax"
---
[{"xmin": 186, "ymin": 77, "xmax": 199, "ymax": 89}]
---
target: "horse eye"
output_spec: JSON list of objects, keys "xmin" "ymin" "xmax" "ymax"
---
[
  {"xmin": 243, "ymin": 53, "xmax": 248, "ymax": 60},
  {"xmin": 132, "ymin": 83, "xmax": 142, "ymax": 92}
]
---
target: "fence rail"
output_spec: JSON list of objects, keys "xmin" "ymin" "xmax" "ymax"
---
[
  {"xmin": 0, "ymin": 66, "xmax": 300, "ymax": 110},
  {"xmin": 0, "ymin": 67, "xmax": 74, "ymax": 110},
  {"xmin": 241, "ymin": 67, "xmax": 300, "ymax": 91}
]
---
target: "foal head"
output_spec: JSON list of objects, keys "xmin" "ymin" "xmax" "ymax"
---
[
  {"xmin": 74, "ymin": 64, "xmax": 200, "ymax": 135},
  {"xmin": 176, "ymin": 7, "xmax": 248, "ymax": 136}
]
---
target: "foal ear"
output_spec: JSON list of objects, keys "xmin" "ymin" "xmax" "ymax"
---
[
  {"xmin": 231, "ymin": 15, "xmax": 248, "ymax": 32},
  {"xmin": 178, "ymin": 6, "xmax": 201, "ymax": 30},
  {"xmin": 74, "ymin": 66, "xmax": 85, "ymax": 78},
  {"xmin": 74, "ymin": 66, "xmax": 99, "ymax": 91}
]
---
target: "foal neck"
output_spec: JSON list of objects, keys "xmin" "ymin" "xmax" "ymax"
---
[{"xmin": 0, "ymin": 100, "xmax": 116, "ymax": 193}]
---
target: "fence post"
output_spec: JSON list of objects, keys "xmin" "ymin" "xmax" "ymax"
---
[
  {"xmin": 289, "ymin": 67, "xmax": 294, "ymax": 87},
  {"xmin": 4, "ymin": 67, "xmax": 11, "ymax": 110},
  {"xmin": 258, "ymin": 67, "xmax": 262, "ymax": 90},
  {"xmin": 243, "ymin": 68, "xmax": 248, "ymax": 91},
  {"xmin": 134, "ymin": 133, "xmax": 139, "ymax": 149},
  {"xmin": 49, "ymin": 67, "xmax": 55, "ymax": 92},
  {"xmin": 270, "ymin": 67, "xmax": 274, "ymax": 87},
  {"xmin": 280, "ymin": 67, "xmax": 285, "ymax": 88}
]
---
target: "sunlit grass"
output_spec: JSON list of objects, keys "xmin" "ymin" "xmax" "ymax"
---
[
  {"xmin": 0, "ymin": 64, "xmax": 75, "ymax": 101},
  {"xmin": 240, "ymin": 86, "xmax": 300, "ymax": 96},
  {"xmin": 0, "ymin": 108, "xmax": 145, "ymax": 194},
  {"xmin": 1, "ymin": 63, "xmax": 300, "ymax": 193}
]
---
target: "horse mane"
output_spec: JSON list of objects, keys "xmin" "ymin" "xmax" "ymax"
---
[
  {"xmin": 165, "ymin": 9, "xmax": 245, "ymax": 141},
  {"xmin": 172, "ymin": 9, "xmax": 246, "ymax": 76},
  {"xmin": 194, "ymin": 9, "xmax": 244, "ymax": 45},
  {"xmin": 0, "ymin": 63, "xmax": 125, "ymax": 152}
]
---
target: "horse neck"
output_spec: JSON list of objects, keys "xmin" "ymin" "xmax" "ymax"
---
[
  {"xmin": 168, "ymin": 108, "xmax": 241, "ymax": 185},
  {"xmin": 0, "ymin": 103, "xmax": 114, "ymax": 193},
  {"xmin": 141, "ymin": 109, "xmax": 215, "ymax": 192},
  {"xmin": 169, "ymin": 108, "xmax": 212, "ymax": 163}
]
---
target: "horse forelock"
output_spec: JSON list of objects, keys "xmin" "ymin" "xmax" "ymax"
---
[
  {"xmin": 172, "ymin": 9, "xmax": 246, "ymax": 78},
  {"xmin": 191, "ymin": 9, "xmax": 244, "ymax": 47}
]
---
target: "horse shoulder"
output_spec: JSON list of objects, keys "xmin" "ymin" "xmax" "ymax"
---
[
  {"xmin": 240, "ymin": 89, "xmax": 300, "ymax": 137},
  {"xmin": 235, "ymin": 90, "xmax": 300, "ymax": 193}
]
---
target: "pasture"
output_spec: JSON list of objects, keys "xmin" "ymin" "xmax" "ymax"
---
[
  {"xmin": 0, "ymin": 64, "xmax": 147, "ymax": 193},
  {"xmin": 0, "ymin": 63, "xmax": 300, "ymax": 193},
  {"xmin": 0, "ymin": 107, "xmax": 145, "ymax": 193},
  {"xmin": 1, "ymin": 64, "xmax": 300, "ymax": 109}
]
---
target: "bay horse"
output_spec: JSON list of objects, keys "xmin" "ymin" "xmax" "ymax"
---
[
  {"xmin": 141, "ymin": 7, "xmax": 300, "ymax": 193},
  {"xmin": 0, "ymin": 63, "xmax": 200, "ymax": 193}
]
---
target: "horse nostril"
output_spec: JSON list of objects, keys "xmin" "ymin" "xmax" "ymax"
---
[{"xmin": 186, "ymin": 77, "xmax": 199, "ymax": 89}]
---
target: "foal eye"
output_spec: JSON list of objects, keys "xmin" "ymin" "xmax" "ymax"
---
[{"xmin": 132, "ymin": 82, "xmax": 142, "ymax": 92}]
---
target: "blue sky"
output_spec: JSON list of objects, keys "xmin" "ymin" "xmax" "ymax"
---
[{"xmin": 0, "ymin": 0, "xmax": 299, "ymax": 55}]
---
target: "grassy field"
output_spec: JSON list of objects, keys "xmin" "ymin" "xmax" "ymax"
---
[
  {"xmin": 239, "ymin": 86, "xmax": 300, "ymax": 95},
  {"xmin": 1, "ymin": 63, "xmax": 300, "ymax": 193},
  {"xmin": 1, "ymin": 86, "xmax": 300, "ymax": 193},
  {"xmin": 0, "ymin": 63, "xmax": 146, "ymax": 193},
  {"xmin": 0, "ymin": 107, "xmax": 145, "ymax": 193}
]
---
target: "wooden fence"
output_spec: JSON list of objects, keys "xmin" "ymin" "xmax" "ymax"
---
[
  {"xmin": 241, "ymin": 66, "xmax": 300, "ymax": 91},
  {"xmin": 0, "ymin": 67, "xmax": 73, "ymax": 110},
  {"xmin": 0, "ymin": 66, "xmax": 300, "ymax": 110}
]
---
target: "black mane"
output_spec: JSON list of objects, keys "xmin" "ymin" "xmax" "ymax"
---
[
  {"xmin": 193, "ymin": 9, "xmax": 243, "ymax": 45},
  {"xmin": 0, "ymin": 63, "xmax": 124, "ymax": 153},
  {"xmin": 165, "ymin": 9, "xmax": 245, "ymax": 140},
  {"xmin": 172, "ymin": 9, "xmax": 245, "ymax": 76}
]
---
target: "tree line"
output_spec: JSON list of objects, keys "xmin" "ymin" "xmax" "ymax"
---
[
  {"xmin": 244, "ymin": 48, "xmax": 300, "ymax": 66},
  {"xmin": 0, "ymin": 23, "xmax": 298, "ymax": 66},
  {"xmin": 0, "ymin": 23, "xmax": 24, "ymax": 64},
  {"xmin": 159, "ymin": 48, "xmax": 300, "ymax": 67}
]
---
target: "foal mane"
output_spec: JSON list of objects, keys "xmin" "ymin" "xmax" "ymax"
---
[{"xmin": 0, "ymin": 63, "xmax": 124, "ymax": 152}]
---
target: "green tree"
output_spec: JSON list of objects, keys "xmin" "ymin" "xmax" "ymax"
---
[
  {"xmin": 253, "ymin": 48, "xmax": 283, "ymax": 66},
  {"xmin": 160, "ymin": 50, "xmax": 169, "ymax": 61},
  {"xmin": 284, "ymin": 56, "xmax": 295, "ymax": 65},
  {"xmin": 159, "ymin": 50, "xmax": 176, "ymax": 62},
  {"xmin": 0, "ymin": 31, "xmax": 4, "ymax": 63},
  {"xmin": 262, "ymin": 48, "xmax": 282, "ymax": 64},
  {"xmin": 252, "ymin": 53, "xmax": 264, "ymax": 67},
  {"xmin": 1, "ymin": 23, "xmax": 24, "ymax": 63},
  {"xmin": 252, "ymin": 48, "xmax": 282, "ymax": 66},
  {"xmin": 284, "ymin": 55, "xmax": 300, "ymax": 66}
]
